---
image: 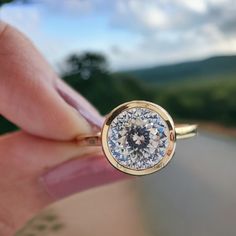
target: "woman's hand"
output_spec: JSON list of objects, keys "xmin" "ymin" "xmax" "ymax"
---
[{"xmin": 0, "ymin": 22, "xmax": 126, "ymax": 236}]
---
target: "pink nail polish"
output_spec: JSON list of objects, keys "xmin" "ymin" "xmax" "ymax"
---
[
  {"xmin": 40, "ymin": 155, "xmax": 127, "ymax": 200},
  {"xmin": 57, "ymin": 88, "xmax": 104, "ymax": 128}
]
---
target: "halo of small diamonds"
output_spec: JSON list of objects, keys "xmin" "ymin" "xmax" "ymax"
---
[{"xmin": 102, "ymin": 101, "xmax": 176, "ymax": 175}]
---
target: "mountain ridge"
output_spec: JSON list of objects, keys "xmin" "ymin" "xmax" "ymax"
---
[{"xmin": 122, "ymin": 55, "xmax": 236, "ymax": 83}]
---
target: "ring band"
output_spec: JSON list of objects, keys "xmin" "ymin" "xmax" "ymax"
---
[
  {"xmin": 76, "ymin": 101, "xmax": 197, "ymax": 175},
  {"xmin": 175, "ymin": 124, "xmax": 198, "ymax": 139},
  {"xmin": 77, "ymin": 124, "xmax": 197, "ymax": 146}
]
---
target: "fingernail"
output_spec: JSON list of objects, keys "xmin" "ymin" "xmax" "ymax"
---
[
  {"xmin": 39, "ymin": 155, "xmax": 128, "ymax": 200},
  {"xmin": 56, "ymin": 87, "xmax": 103, "ymax": 129}
]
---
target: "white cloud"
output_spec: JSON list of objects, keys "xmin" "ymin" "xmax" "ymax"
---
[
  {"xmin": 107, "ymin": 0, "xmax": 236, "ymax": 68},
  {"xmin": 1, "ymin": 4, "xmax": 41, "ymax": 35},
  {"xmin": 113, "ymin": 0, "xmax": 169, "ymax": 30},
  {"xmin": 2, "ymin": 0, "xmax": 236, "ymax": 70},
  {"xmin": 0, "ymin": 4, "xmax": 70, "ymax": 70},
  {"xmin": 177, "ymin": 0, "xmax": 207, "ymax": 13}
]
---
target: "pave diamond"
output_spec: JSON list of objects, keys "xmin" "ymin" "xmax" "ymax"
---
[{"xmin": 107, "ymin": 107, "xmax": 169, "ymax": 170}]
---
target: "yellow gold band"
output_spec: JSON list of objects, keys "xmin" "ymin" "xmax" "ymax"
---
[
  {"xmin": 76, "ymin": 133, "xmax": 101, "ymax": 146},
  {"xmin": 76, "ymin": 124, "xmax": 197, "ymax": 146},
  {"xmin": 76, "ymin": 101, "xmax": 198, "ymax": 175},
  {"xmin": 175, "ymin": 124, "xmax": 198, "ymax": 140}
]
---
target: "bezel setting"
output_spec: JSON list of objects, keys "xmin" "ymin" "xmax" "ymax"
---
[{"xmin": 101, "ymin": 101, "xmax": 176, "ymax": 176}]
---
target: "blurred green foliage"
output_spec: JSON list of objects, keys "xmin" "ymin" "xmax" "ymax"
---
[
  {"xmin": 0, "ymin": 52, "xmax": 235, "ymax": 135},
  {"xmin": 0, "ymin": 0, "xmax": 13, "ymax": 6},
  {"xmin": 62, "ymin": 52, "xmax": 153, "ymax": 114},
  {"xmin": 124, "ymin": 55, "xmax": 236, "ymax": 84},
  {"xmin": 0, "ymin": 116, "xmax": 17, "ymax": 134},
  {"xmin": 0, "ymin": 0, "xmax": 32, "ymax": 6},
  {"xmin": 63, "ymin": 52, "xmax": 236, "ymax": 126},
  {"xmin": 155, "ymin": 78, "xmax": 236, "ymax": 125}
]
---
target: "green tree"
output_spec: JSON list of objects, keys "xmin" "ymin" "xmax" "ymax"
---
[
  {"xmin": 65, "ymin": 52, "xmax": 108, "ymax": 78},
  {"xmin": 62, "ymin": 52, "xmax": 150, "ymax": 114},
  {"xmin": 0, "ymin": 0, "xmax": 13, "ymax": 6},
  {"xmin": 0, "ymin": 0, "xmax": 33, "ymax": 7}
]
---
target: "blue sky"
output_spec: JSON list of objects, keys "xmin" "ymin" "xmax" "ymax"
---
[{"xmin": 1, "ymin": 0, "xmax": 236, "ymax": 71}]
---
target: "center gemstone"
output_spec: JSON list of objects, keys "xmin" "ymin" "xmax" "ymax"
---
[
  {"xmin": 127, "ymin": 126, "xmax": 150, "ymax": 149},
  {"xmin": 107, "ymin": 107, "xmax": 169, "ymax": 170}
]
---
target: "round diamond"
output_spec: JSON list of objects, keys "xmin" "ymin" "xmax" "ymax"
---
[{"xmin": 107, "ymin": 107, "xmax": 169, "ymax": 170}]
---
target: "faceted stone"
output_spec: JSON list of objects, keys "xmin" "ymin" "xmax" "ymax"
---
[{"xmin": 107, "ymin": 107, "xmax": 169, "ymax": 170}]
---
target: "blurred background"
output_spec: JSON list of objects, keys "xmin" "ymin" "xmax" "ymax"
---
[{"xmin": 0, "ymin": 0, "xmax": 236, "ymax": 235}]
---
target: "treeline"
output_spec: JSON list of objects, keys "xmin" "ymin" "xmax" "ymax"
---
[
  {"xmin": 0, "ymin": 52, "xmax": 235, "ymax": 134},
  {"xmin": 62, "ymin": 52, "xmax": 236, "ymax": 126}
]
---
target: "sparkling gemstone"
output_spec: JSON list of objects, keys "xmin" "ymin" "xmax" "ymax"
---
[{"xmin": 107, "ymin": 107, "xmax": 169, "ymax": 170}]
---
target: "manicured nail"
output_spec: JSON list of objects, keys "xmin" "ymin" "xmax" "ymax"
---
[
  {"xmin": 39, "ymin": 155, "xmax": 127, "ymax": 200},
  {"xmin": 57, "ymin": 87, "xmax": 103, "ymax": 128}
]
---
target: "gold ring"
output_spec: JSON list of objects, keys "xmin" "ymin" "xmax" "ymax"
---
[{"xmin": 77, "ymin": 100, "xmax": 197, "ymax": 176}]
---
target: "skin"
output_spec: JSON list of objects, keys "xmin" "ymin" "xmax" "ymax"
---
[{"xmin": 0, "ymin": 22, "xmax": 127, "ymax": 236}]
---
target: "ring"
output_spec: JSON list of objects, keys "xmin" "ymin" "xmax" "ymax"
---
[{"xmin": 77, "ymin": 100, "xmax": 197, "ymax": 176}]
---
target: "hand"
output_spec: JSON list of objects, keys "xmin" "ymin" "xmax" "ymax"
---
[{"xmin": 0, "ymin": 22, "xmax": 126, "ymax": 236}]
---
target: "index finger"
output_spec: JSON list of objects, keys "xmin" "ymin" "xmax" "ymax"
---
[{"xmin": 0, "ymin": 22, "xmax": 103, "ymax": 140}]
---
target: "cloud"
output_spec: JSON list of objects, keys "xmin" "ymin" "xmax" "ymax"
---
[
  {"xmin": 56, "ymin": 4, "xmax": 236, "ymax": 39},
  {"xmin": 1, "ymin": 4, "xmax": 41, "ymax": 35},
  {"xmin": 106, "ymin": 0, "xmax": 236, "ymax": 68},
  {"xmin": 112, "ymin": 1, "xmax": 170, "ymax": 32},
  {"xmin": 2, "ymin": 0, "xmax": 236, "ymax": 70},
  {"xmin": 0, "ymin": 4, "xmax": 70, "ymax": 70},
  {"xmin": 110, "ymin": 0, "xmax": 236, "ymax": 34},
  {"xmin": 43, "ymin": 0, "xmax": 236, "ymax": 47}
]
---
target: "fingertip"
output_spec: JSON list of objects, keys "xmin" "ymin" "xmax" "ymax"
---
[
  {"xmin": 40, "ymin": 155, "xmax": 129, "ymax": 200},
  {"xmin": 0, "ymin": 22, "xmax": 103, "ymax": 140}
]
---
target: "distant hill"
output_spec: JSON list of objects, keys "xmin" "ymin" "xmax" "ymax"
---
[{"xmin": 122, "ymin": 55, "xmax": 236, "ymax": 84}]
